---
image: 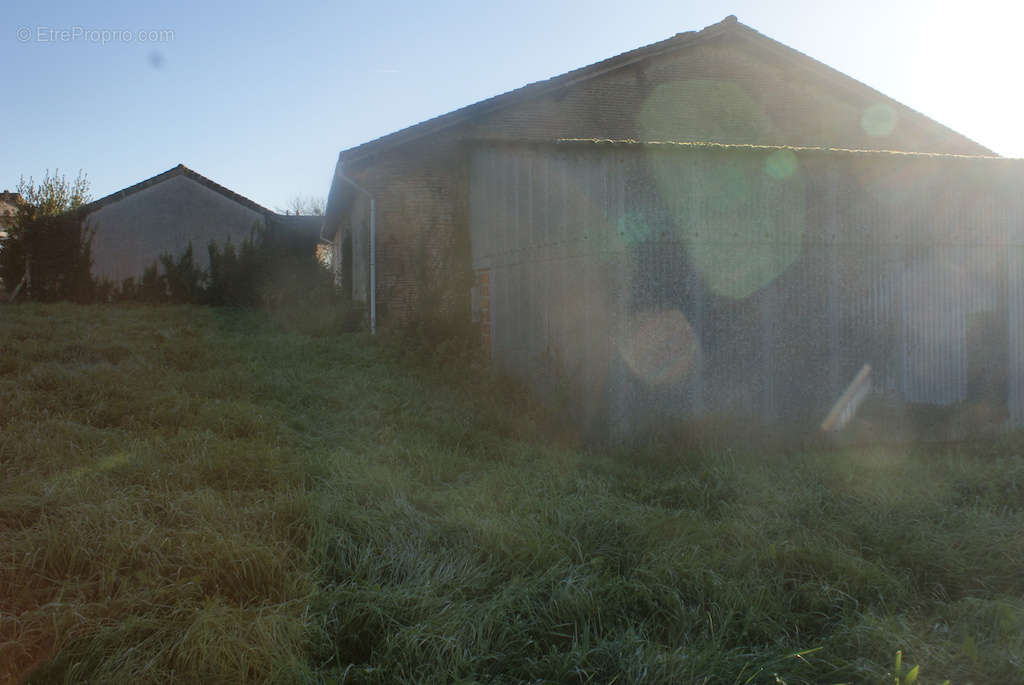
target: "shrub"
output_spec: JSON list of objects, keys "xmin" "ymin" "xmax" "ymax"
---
[
  {"xmin": 107, "ymin": 220, "xmax": 361, "ymax": 334},
  {"xmin": 159, "ymin": 242, "xmax": 205, "ymax": 304},
  {"xmin": 1, "ymin": 170, "xmax": 95, "ymax": 302}
]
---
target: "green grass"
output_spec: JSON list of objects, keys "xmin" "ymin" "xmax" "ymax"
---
[{"xmin": 1, "ymin": 303, "xmax": 1022, "ymax": 684}]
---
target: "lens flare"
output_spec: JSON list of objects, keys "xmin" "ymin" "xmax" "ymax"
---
[
  {"xmin": 638, "ymin": 79, "xmax": 775, "ymax": 142},
  {"xmin": 861, "ymin": 104, "xmax": 898, "ymax": 137},
  {"xmin": 620, "ymin": 309, "xmax": 699, "ymax": 385},
  {"xmin": 616, "ymin": 210, "xmax": 656, "ymax": 246},
  {"xmin": 764, "ymin": 149, "xmax": 798, "ymax": 180},
  {"xmin": 637, "ymin": 128, "xmax": 806, "ymax": 300},
  {"xmin": 681, "ymin": 154, "xmax": 805, "ymax": 299}
]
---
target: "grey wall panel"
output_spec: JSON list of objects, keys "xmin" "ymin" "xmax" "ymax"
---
[
  {"xmin": 470, "ymin": 143, "xmax": 1024, "ymax": 435},
  {"xmin": 86, "ymin": 174, "xmax": 266, "ymax": 282}
]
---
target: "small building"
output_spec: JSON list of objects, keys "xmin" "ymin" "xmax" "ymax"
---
[{"xmin": 82, "ymin": 164, "xmax": 275, "ymax": 283}]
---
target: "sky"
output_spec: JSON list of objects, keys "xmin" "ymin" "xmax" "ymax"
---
[{"xmin": 1, "ymin": 0, "xmax": 1021, "ymax": 212}]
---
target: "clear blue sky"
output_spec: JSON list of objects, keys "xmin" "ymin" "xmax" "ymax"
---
[{"xmin": 1, "ymin": 0, "xmax": 1020, "ymax": 211}]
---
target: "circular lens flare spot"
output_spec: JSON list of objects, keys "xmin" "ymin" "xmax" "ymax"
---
[
  {"xmin": 638, "ymin": 79, "xmax": 775, "ymax": 142},
  {"xmin": 861, "ymin": 104, "xmax": 898, "ymax": 137},
  {"xmin": 764, "ymin": 149, "xmax": 798, "ymax": 180},
  {"xmin": 616, "ymin": 210, "xmax": 656, "ymax": 245},
  {"xmin": 620, "ymin": 309, "xmax": 699, "ymax": 385}
]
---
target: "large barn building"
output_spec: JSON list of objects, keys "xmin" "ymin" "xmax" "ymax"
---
[{"xmin": 322, "ymin": 16, "xmax": 1023, "ymax": 437}]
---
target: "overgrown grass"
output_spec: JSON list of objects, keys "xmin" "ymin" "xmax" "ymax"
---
[{"xmin": 1, "ymin": 304, "xmax": 1022, "ymax": 683}]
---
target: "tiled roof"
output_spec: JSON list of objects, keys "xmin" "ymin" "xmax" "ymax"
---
[
  {"xmin": 0, "ymin": 191, "xmax": 24, "ymax": 205},
  {"xmin": 338, "ymin": 15, "xmax": 991, "ymax": 164}
]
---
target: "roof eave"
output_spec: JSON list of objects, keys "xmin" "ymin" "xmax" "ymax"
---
[
  {"xmin": 338, "ymin": 16, "xmax": 741, "ymax": 165},
  {"xmin": 82, "ymin": 164, "xmax": 275, "ymax": 217},
  {"xmin": 337, "ymin": 15, "xmax": 993, "ymax": 166}
]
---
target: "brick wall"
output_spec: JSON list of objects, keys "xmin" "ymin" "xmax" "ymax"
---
[
  {"xmin": 342, "ymin": 134, "xmax": 472, "ymax": 322},
  {"xmin": 468, "ymin": 35, "xmax": 980, "ymax": 153}
]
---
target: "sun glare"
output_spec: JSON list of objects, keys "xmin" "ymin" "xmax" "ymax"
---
[{"xmin": 908, "ymin": 2, "xmax": 1024, "ymax": 157}]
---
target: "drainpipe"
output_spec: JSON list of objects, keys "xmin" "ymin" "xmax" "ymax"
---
[
  {"xmin": 317, "ymin": 212, "xmax": 332, "ymax": 243},
  {"xmin": 337, "ymin": 170, "xmax": 376, "ymax": 335}
]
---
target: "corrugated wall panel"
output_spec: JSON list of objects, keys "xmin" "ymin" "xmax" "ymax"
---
[
  {"xmin": 470, "ymin": 144, "xmax": 1024, "ymax": 435},
  {"xmin": 1010, "ymin": 194, "xmax": 1024, "ymax": 422}
]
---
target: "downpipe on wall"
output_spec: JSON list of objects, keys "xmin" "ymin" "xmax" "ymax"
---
[{"xmin": 337, "ymin": 170, "xmax": 376, "ymax": 335}]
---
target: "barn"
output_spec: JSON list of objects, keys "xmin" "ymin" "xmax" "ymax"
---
[
  {"xmin": 83, "ymin": 164, "xmax": 274, "ymax": 283},
  {"xmin": 322, "ymin": 15, "xmax": 1022, "ymax": 436},
  {"xmin": 469, "ymin": 141, "xmax": 1024, "ymax": 436}
]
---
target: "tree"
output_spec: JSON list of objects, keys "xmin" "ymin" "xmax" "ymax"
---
[
  {"xmin": 18, "ymin": 170, "xmax": 90, "ymax": 216},
  {"xmin": 277, "ymin": 195, "xmax": 325, "ymax": 216},
  {"xmin": 0, "ymin": 170, "xmax": 94, "ymax": 302}
]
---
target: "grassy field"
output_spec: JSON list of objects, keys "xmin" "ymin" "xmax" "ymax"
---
[{"xmin": 1, "ymin": 304, "xmax": 1022, "ymax": 684}]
